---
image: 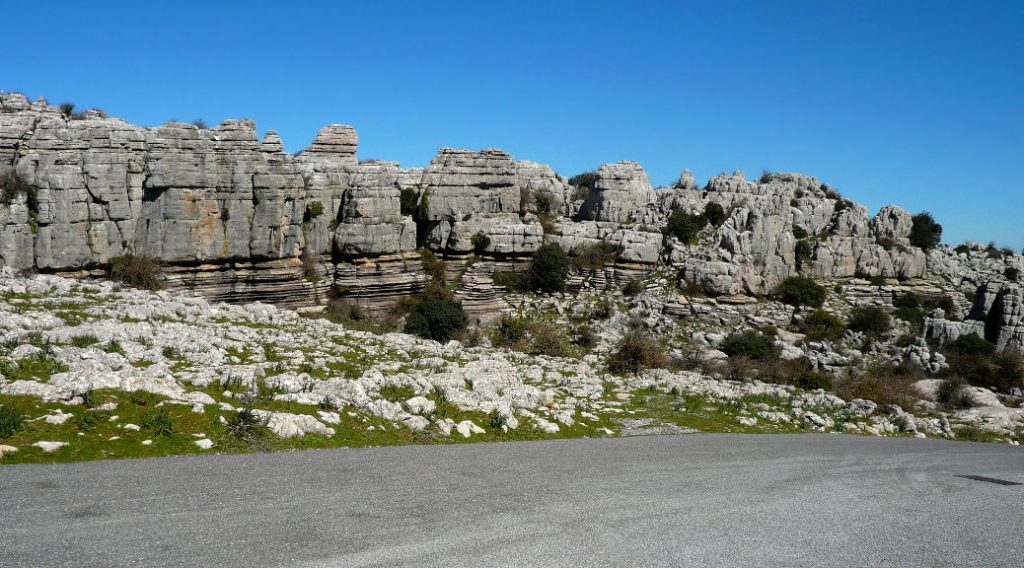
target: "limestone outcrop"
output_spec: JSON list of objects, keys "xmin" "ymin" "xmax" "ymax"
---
[{"xmin": 0, "ymin": 90, "xmax": 1018, "ymax": 327}]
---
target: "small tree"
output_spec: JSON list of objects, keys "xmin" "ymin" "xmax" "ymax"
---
[
  {"xmin": 909, "ymin": 212, "xmax": 942, "ymax": 251},
  {"xmin": 798, "ymin": 310, "xmax": 846, "ymax": 341},
  {"xmin": 774, "ymin": 276, "xmax": 827, "ymax": 309},
  {"xmin": 400, "ymin": 187, "xmax": 419, "ymax": 216},
  {"xmin": 528, "ymin": 244, "xmax": 570, "ymax": 293}
]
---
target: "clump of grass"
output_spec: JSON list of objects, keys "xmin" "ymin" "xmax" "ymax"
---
[
  {"xmin": 378, "ymin": 384, "xmax": 416, "ymax": 403},
  {"xmin": 227, "ymin": 406, "xmax": 269, "ymax": 443},
  {"xmin": 141, "ymin": 409, "xmax": 174, "ymax": 437},
  {"xmin": 0, "ymin": 352, "xmax": 69, "ymax": 382},
  {"xmin": 70, "ymin": 334, "xmax": 100, "ymax": 348}
]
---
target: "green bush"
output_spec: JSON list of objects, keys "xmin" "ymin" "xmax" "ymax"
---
[
  {"xmin": 0, "ymin": 168, "xmax": 38, "ymax": 209},
  {"xmin": 940, "ymin": 335, "xmax": 1022, "ymax": 392},
  {"xmin": 847, "ymin": 306, "xmax": 891, "ymax": 337},
  {"xmin": 794, "ymin": 240, "xmax": 814, "ymax": 271},
  {"xmin": 470, "ymin": 232, "xmax": 490, "ymax": 253},
  {"xmin": 794, "ymin": 371, "xmax": 833, "ymax": 391},
  {"xmin": 664, "ymin": 209, "xmax": 708, "ymax": 244},
  {"xmin": 492, "ymin": 270, "xmax": 523, "ymax": 291},
  {"xmin": 622, "ymin": 279, "xmax": 645, "ymax": 297},
  {"xmin": 719, "ymin": 331, "xmax": 781, "ymax": 361},
  {"xmin": 493, "ymin": 316, "xmax": 530, "ymax": 347},
  {"xmin": 419, "ymin": 249, "xmax": 446, "ymax": 284},
  {"xmin": 528, "ymin": 322, "xmax": 572, "ymax": 357},
  {"xmin": 305, "ymin": 201, "xmax": 325, "ymax": 221},
  {"xmin": 404, "ymin": 292, "xmax": 469, "ymax": 342},
  {"xmin": 703, "ymin": 202, "xmax": 726, "ymax": 227},
  {"xmin": 528, "ymin": 244, "xmax": 570, "ymax": 293},
  {"xmin": 792, "ymin": 225, "xmax": 808, "ymax": 239},
  {"xmin": 607, "ymin": 330, "xmax": 666, "ymax": 374},
  {"xmin": 798, "ymin": 310, "xmax": 846, "ymax": 341},
  {"xmin": 0, "ymin": 405, "xmax": 25, "ymax": 438},
  {"xmin": 1005, "ymin": 267, "xmax": 1020, "ymax": 282},
  {"xmin": 774, "ymin": 276, "xmax": 827, "ymax": 309},
  {"xmin": 110, "ymin": 254, "xmax": 164, "ymax": 290},
  {"xmin": 400, "ymin": 187, "xmax": 419, "ymax": 216},
  {"xmin": 942, "ymin": 334, "xmax": 995, "ymax": 358},
  {"xmin": 909, "ymin": 212, "xmax": 942, "ymax": 251}
]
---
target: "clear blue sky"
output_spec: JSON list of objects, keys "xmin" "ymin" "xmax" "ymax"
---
[{"xmin": 5, "ymin": 0, "xmax": 1022, "ymax": 249}]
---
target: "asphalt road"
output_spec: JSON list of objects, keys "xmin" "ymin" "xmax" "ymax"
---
[{"xmin": 2, "ymin": 434, "xmax": 1022, "ymax": 567}]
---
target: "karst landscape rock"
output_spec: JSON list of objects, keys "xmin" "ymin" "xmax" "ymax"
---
[{"xmin": 1, "ymin": 90, "xmax": 1022, "ymax": 463}]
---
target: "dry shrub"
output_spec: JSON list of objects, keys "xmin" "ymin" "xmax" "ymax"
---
[
  {"xmin": 607, "ymin": 330, "xmax": 666, "ymax": 375},
  {"xmin": 833, "ymin": 363, "xmax": 924, "ymax": 409},
  {"xmin": 110, "ymin": 255, "xmax": 164, "ymax": 290},
  {"xmin": 936, "ymin": 375, "xmax": 974, "ymax": 410}
]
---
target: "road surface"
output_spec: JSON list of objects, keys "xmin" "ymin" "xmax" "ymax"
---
[{"xmin": 2, "ymin": 434, "xmax": 1022, "ymax": 567}]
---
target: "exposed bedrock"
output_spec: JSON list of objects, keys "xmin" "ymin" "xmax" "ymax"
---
[{"xmin": 1, "ymin": 90, "xmax": 1019, "ymax": 323}]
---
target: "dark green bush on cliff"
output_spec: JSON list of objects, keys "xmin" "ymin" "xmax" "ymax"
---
[
  {"xmin": 798, "ymin": 310, "xmax": 846, "ymax": 341},
  {"xmin": 909, "ymin": 212, "xmax": 942, "ymax": 251},
  {"xmin": 404, "ymin": 289, "xmax": 468, "ymax": 343},
  {"xmin": 0, "ymin": 169, "xmax": 38, "ymax": 210},
  {"xmin": 940, "ymin": 335, "xmax": 1023, "ymax": 392},
  {"xmin": 528, "ymin": 244, "xmax": 570, "ymax": 293},
  {"xmin": 703, "ymin": 202, "xmax": 726, "ymax": 227},
  {"xmin": 1005, "ymin": 267, "xmax": 1020, "ymax": 282},
  {"xmin": 110, "ymin": 255, "xmax": 164, "ymax": 291},
  {"xmin": 847, "ymin": 306, "xmax": 891, "ymax": 337},
  {"xmin": 774, "ymin": 276, "xmax": 826, "ymax": 309},
  {"xmin": 664, "ymin": 209, "xmax": 708, "ymax": 244}
]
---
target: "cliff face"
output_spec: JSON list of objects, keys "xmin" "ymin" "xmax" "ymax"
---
[{"xmin": 0, "ymin": 90, "xmax": 1020, "ymax": 340}]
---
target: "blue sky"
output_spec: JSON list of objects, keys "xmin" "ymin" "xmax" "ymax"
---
[{"xmin": 4, "ymin": 0, "xmax": 1021, "ymax": 248}]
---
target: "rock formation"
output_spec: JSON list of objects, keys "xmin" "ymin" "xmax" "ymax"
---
[{"xmin": 1, "ymin": 89, "xmax": 1021, "ymax": 345}]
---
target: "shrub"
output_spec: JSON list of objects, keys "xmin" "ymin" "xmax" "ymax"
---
[
  {"xmin": 305, "ymin": 201, "xmax": 325, "ymax": 221},
  {"xmin": 528, "ymin": 244, "xmax": 570, "ymax": 293},
  {"xmin": 0, "ymin": 168, "xmax": 38, "ymax": 209},
  {"xmin": 622, "ymin": 279, "xmax": 645, "ymax": 297},
  {"xmin": 798, "ymin": 310, "xmax": 846, "ymax": 341},
  {"xmin": 909, "ymin": 212, "xmax": 942, "ymax": 251},
  {"xmin": 192, "ymin": 118, "xmax": 208, "ymax": 129},
  {"xmin": 936, "ymin": 375, "xmax": 973, "ymax": 410},
  {"xmin": 528, "ymin": 323, "xmax": 572, "ymax": 357},
  {"xmin": 718, "ymin": 331, "xmax": 780, "ymax": 361},
  {"xmin": 703, "ymin": 202, "xmax": 726, "ymax": 227},
  {"xmin": 833, "ymin": 363, "xmax": 923, "ymax": 409},
  {"xmin": 403, "ymin": 292, "xmax": 468, "ymax": 342},
  {"xmin": 1005, "ymin": 267, "xmax": 1020, "ymax": 282},
  {"xmin": 493, "ymin": 316, "xmax": 530, "ymax": 347},
  {"xmin": 572, "ymin": 241, "xmax": 619, "ymax": 271},
  {"xmin": 940, "ymin": 336, "xmax": 1022, "ymax": 392},
  {"xmin": 759, "ymin": 170, "xmax": 774, "ymax": 183},
  {"xmin": 847, "ymin": 306, "xmax": 891, "ymax": 337},
  {"xmin": 492, "ymin": 270, "xmax": 523, "ymax": 291},
  {"xmin": 110, "ymin": 254, "xmax": 164, "ymax": 290},
  {"xmin": 954, "ymin": 244, "xmax": 971, "ymax": 255},
  {"xmin": 0, "ymin": 405, "xmax": 25, "ymax": 438},
  {"xmin": 774, "ymin": 276, "xmax": 827, "ymax": 309},
  {"xmin": 794, "ymin": 240, "xmax": 814, "ymax": 271},
  {"xmin": 59, "ymin": 102, "xmax": 75, "ymax": 117},
  {"xmin": 794, "ymin": 371, "xmax": 833, "ymax": 391},
  {"xmin": 419, "ymin": 249, "xmax": 446, "ymax": 284},
  {"xmin": 664, "ymin": 209, "xmax": 708, "ymax": 244},
  {"xmin": 470, "ymin": 232, "xmax": 490, "ymax": 253},
  {"xmin": 567, "ymin": 171, "xmax": 598, "ymax": 190},
  {"xmin": 607, "ymin": 330, "xmax": 666, "ymax": 375},
  {"xmin": 533, "ymin": 189, "xmax": 556, "ymax": 216},
  {"xmin": 792, "ymin": 225, "xmax": 808, "ymax": 239}
]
